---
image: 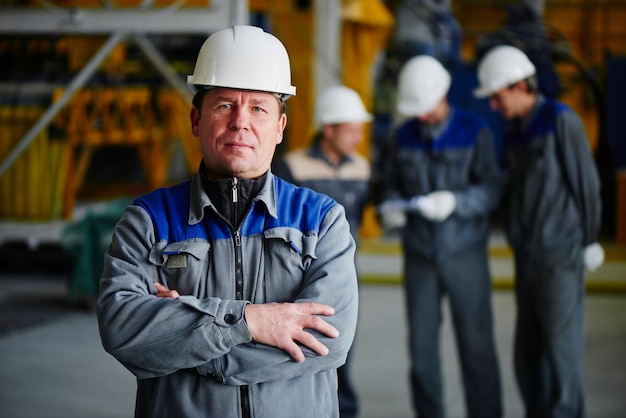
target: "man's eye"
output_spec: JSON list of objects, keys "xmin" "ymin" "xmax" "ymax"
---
[
  {"xmin": 219, "ymin": 103, "xmax": 232, "ymax": 109},
  {"xmin": 252, "ymin": 106, "xmax": 265, "ymax": 113}
]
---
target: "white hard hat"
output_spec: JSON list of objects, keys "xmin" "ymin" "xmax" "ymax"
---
[
  {"xmin": 396, "ymin": 55, "xmax": 451, "ymax": 117},
  {"xmin": 187, "ymin": 25, "xmax": 296, "ymax": 100},
  {"xmin": 473, "ymin": 45, "xmax": 536, "ymax": 98},
  {"xmin": 314, "ymin": 85, "xmax": 373, "ymax": 126}
]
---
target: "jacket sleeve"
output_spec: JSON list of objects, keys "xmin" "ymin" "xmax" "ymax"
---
[
  {"xmin": 453, "ymin": 126, "xmax": 504, "ymax": 219},
  {"xmin": 200, "ymin": 204, "xmax": 359, "ymax": 385},
  {"xmin": 96, "ymin": 206, "xmax": 253, "ymax": 379},
  {"xmin": 556, "ymin": 110, "xmax": 602, "ymax": 245},
  {"xmin": 376, "ymin": 130, "xmax": 403, "ymax": 203}
]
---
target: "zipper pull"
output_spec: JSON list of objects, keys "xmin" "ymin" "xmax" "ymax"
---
[
  {"xmin": 231, "ymin": 177, "xmax": 238, "ymax": 203},
  {"xmin": 235, "ymin": 230, "xmax": 241, "ymax": 247}
]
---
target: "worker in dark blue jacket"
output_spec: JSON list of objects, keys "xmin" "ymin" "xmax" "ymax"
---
[
  {"xmin": 474, "ymin": 45, "xmax": 603, "ymax": 418},
  {"xmin": 379, "ymin": 55, "xmax": 503, "ymax": 418}
]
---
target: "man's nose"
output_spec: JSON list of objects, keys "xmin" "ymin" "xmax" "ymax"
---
[{"xmin": 229, "ymin": 108, "xmax": 251, "ymax": 130}]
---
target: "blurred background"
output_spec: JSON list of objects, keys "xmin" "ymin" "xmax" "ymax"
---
[{"xmin": 1, "ymin": 0, "xmax": 625, "ymax": 240}]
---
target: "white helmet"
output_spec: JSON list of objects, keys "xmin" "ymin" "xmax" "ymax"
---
[
  {"xmin": 314, "ymin": 85, "xmax": 373, "ymax": 126},
  {"xmin": 187, "ymin": 25, "xmax": 296, "ymax": 100},
  {"xmin": 473, "ymin": 45, "xmax": 536, "ymax": 98},
  {"xmin": 396, "ymin": 55, "xmax": 451, "ymax": 117}
]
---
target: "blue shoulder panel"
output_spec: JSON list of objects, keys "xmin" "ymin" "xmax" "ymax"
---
[
  {"xmin": 506, "ymin": 98, "xmax": 571, "ymax": 147},
  {"xmin": 525, "ymin": 98, "xmax": 570, "ymax": 139},
  {"xmin": 243, "ymin": 176, "xmax": 336, "ymax": 237},
  {"xmin": 433, "ymin": 108, "xmax": 482, "ymax": 152},
  {"xmin": 133, "ymin": 180, "xmax": 210, "ymax": 242},
  {"xmin": 395, "ymin": 108, "xmax": 484, "ymax": 152},
  {"xmin": 396, "ymin": 119, "xmax": 428, "ymax": 150}
]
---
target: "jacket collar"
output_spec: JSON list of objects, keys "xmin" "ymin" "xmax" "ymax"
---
[
  {"xmin": 308, "ymin": 140, "xmax": 354, "ymax": 167},
  {"xmin": 188, "ymin": 168, "xmax": 278, "ymax": 225}
]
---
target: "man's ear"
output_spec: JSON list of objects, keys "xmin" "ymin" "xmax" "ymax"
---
[
  {"xmin": 190, "ymin": 107, "xmax": 200, "ymax": 137},
  {"xmin": 276, "ymin": 113, "xmax": 287, "ymax": 145}
]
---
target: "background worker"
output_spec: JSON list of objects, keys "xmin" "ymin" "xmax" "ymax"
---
[
  {"xmin": 96, "ymin": 25, "xmax": 359, "ymax": 418},
  {"xmin": 474, "ymin": 45, "xmax": 604, "ymax": 418},
  {"xmin": 274, "ymin": 85, "xmax": 372, "ymax": 418},
  {"xmin": 378, "ymin": 55, "xmax": 503, "ymax": 418}
]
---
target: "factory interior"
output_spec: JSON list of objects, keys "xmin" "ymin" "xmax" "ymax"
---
[{"xmin": 1, "ymin": 1, "xmax": 625, "ymax": 417}]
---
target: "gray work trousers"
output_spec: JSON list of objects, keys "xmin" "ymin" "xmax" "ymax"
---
[
  {"xmin": 513, "ymin": 256, "xmax": 586, "ymax": 418},
  {"xmin": 404, "ymin": 245, "xmax": 502, "ymax": 418}
]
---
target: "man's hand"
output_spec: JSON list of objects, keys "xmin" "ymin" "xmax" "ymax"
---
[
  {"xmin": 583, "ymin": 242, "xmax": 605, "ymax": 272},
  {"xmin": 245, "ymin": 302, "xmax": 339, "ymax": 363},
  {"xmin": 152, "ymin": 283, "xmax": 337, "ymax": 363},
  {"xmin": 414, "ymin": 190, "xmax": 456, "ymax": 221},
  {"xmin": 153, "ymin": 282, "xmax": 180, "ymax": 299}
]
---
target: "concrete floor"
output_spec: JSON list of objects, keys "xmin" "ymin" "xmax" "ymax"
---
[{"xmin": 1, "ymin": 273, "xmax": 625, "ymax": 418}]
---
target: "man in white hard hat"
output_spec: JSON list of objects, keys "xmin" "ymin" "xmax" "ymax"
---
[
  {"xmin": 96, "ymin": 25, "xmax": 358, "ymax": 418},
  {"xmin": 474, "ymin": 45, "xmax": 603, "ymax": 418},
  {"xmin": 378, "ymin": 55, "xmax": 503, "ymax": 418},
  {"xmin": 274, "ymin": 85, "xmax": 372, "ymax": 418}
]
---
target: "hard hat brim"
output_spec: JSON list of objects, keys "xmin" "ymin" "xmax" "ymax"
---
[
  {"xmin": 473, "ymin": 85, "xmax": 495, "ymax": 99},
  {"xmin": 187, "ymin": 79, "xmax": 296, "ymax": 100},
  {"xmin": 319, "ymin": 113, "xmax": 374, "ymax": 125}
]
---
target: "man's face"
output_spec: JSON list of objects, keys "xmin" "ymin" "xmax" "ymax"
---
[
  {"xmin": 190, "ymin": 88, "xmax": 287, "ymax": 179},
  {"xmin": 417, "ymin": 98, "xmax": 448, "ymax": 125},
  {"xmin": 324, "ymin": 123, "xmax": 364, "ymax": 160},
  {"xmin": 488, "ymin": 86, "xmax": 524, "ymax": 120}
]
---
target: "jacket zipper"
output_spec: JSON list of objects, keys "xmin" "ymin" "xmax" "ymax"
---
[
  {"xmin": 240, "ymin": 385, "xmax": 251, "ymax": 418},
  {"xmin": 232, "ymin": 177, "xmax": 239, "ymax": 203},
  {"xmin": 231, "ymin": 177, "xmax": 251, "ymax": 417}
]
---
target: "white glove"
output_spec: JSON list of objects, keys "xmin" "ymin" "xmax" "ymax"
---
[
  {"xmin": 377, "ymin": 198, "xmax": 414, "ymax": 213},
  {"xmin": 414, "ymin": 191, "xmax": 456, "ymax": 222},
  {"xmin": 583, "ymin": 242, "xmax": 604, "ymax": 272},
  {"xmin": 377, "ymin": 198, "xmax": 407, "ymax": 229},
  {"xmin": 379, "ymin": 210, "xmax": 407, "ymax": 230}
]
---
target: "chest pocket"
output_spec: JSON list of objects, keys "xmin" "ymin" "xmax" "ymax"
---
[
  {"xmin": 438, "ymin": 148, "xmax": 473, "ymax": 189},
  {"xmin": 262, "ymin": 227, "xmax": 317, "ymax": 303},
  {"xmin": 148, "ymin": 240, "xmax": 211, "ymax": 294}
]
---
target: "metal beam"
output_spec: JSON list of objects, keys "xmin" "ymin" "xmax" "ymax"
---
[
  {"xmin": 133, "ymin": 34, "xmax": 193, "ymax": 104},
  {"xmin": 0, "ymin": 3, "xmax": 233, "ymax": 35},
  {"xmin": 0, "ymin": 32, "xmax": 127, "ymax": 177},
  {"xmin": 314, "ymin": 0, "xmax": 341, "ymax": 92}
]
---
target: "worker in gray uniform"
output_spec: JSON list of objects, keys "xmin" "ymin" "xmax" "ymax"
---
[
  {"xmin": 275, "ymin": 85, "xmax": 372, "ymax": 418},
  {"xmin": 96, "ymin": 25, "xmax": 359, "ymax": 418},
  {"xmin": 474, "ymin": 45, "xmax": 604, "ymax": 418},
  {"xmin": 378, "ymin": 55, "xmax": 503, "ymax": 418}
]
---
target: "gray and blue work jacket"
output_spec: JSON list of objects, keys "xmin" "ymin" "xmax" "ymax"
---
[
  {"xmin": 385, "ymin": 106, "xmax": 503, "ymax": 260},
  {"xmin": 502, "ymin": 95, "xmax": 601, "ymax": 264},
  {"xmin": 97, "ymin": 170, "xmax": 359, "ymax": 418},
  {"xmin": 275, "ymin": 142, "xmax": 370, "ymax": 241}
]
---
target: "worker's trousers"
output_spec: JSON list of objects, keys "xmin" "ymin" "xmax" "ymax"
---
[
  {"xmin": 513, "ymin": 256, "xmax": 586, "ymax": 418},
  {"xmin": 404, "ymin": 245, "xmax": 502, "ymax": 418}
]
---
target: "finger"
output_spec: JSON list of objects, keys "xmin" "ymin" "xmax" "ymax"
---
[
  {"xmin": 295, "ymin": 330, "xmax": 330, "ymax": 358},
  {"xmin": 153, "ymin": 282, "xmax": 169, "ymax": 292},
  {"xmin": 304, "ymin": 315, "xmax": 339, "ymax": 338},
  {"xmin": 283, "ymin": 341, "xmax": 306, "ymax": 363},
  {"xmin": 298, "ymin": 302, "xmax": 335, "ymax": 316},
  {"xmin": 153, "ymin": 282, "xmax": 180, "ymax": 299}
]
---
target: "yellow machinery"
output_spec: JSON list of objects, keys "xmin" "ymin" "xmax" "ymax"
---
[{"xmin": 0, "ymin": 0, "xmax": 394, "ymax": 228}]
